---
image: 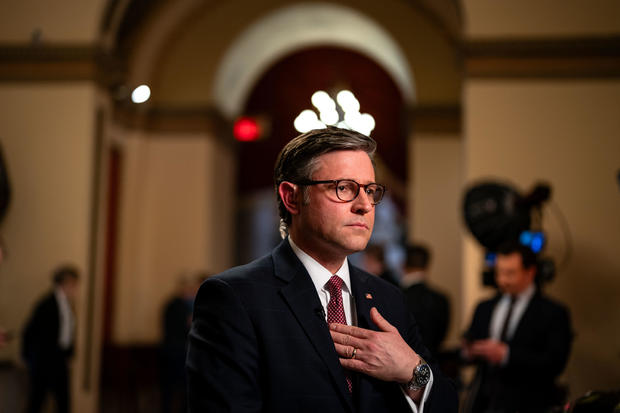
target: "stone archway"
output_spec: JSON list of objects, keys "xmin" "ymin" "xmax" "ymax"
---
[{"xmin": 212, "ymin": 2, "xmax": 416, "ymax": 119}]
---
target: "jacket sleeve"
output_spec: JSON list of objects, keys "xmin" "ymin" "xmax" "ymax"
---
[
  {"xmin": 401, "ymin": 295, "xmax": 459, "ymax": 413},
  {"xmin": 186, "ymin": 278, "xmax": 262, "ymax": 413}
]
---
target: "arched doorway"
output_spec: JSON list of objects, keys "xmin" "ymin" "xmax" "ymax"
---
[{"xmin": 235, "ymin": 45, "xmax": 408, "ymax": 265}]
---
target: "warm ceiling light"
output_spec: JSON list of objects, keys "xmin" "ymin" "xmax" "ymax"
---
[
  {"xmin": 131, "ymin": 85, "xmax": 151, "ymax": 104},
  {"xmin": 295, "ymin": 90, "xmax": 375, "ymax": 136}
]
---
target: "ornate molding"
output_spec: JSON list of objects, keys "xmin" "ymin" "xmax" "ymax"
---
[
  {"xmin": 465, "ymin": 36, "xmax": 620, "ymax": 79},
  {"xmin": 112, "ymin": 105, "xmax": 235, "ymax": 146},
  {"xmin": 0, "ymin": 44, "xmax": 125, "ymax": 86}
]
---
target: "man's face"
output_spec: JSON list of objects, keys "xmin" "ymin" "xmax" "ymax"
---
[
  {"xmin": 61, "ymin": 278, "xmax": 79, "ymax": 302},
  {"xmin": 495, "ymin": 252, "xmax": 535, "ymax": 295},
  {"xmin": 294, "ymin": 150, "xmax": 376, "ymax": 261}
]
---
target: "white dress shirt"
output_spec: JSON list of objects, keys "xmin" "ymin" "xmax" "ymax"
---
[
  {"xmin": 288, "ymin": 237, "xmax": 432, "ymax": 413},
  {"xmin": 490, "ymin": 284, "xmax": 536, "ymax": 341},
  {"xmin": 489, "ymin": 283, "xmax": 536, "ymax": 365},
  {"xmin": 54, "ymin": 287, "xmax": 75, "ymax": 350}
]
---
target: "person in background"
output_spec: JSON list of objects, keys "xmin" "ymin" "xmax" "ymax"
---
[
  {"xmin": 22, "ymin": 265, "xmax": 79, "ymax": 413},
  {"xmin": 361, "ymin": 243, "xmax": 400, "ymax": 286},
  {"xmin": 161, "ymin": 272, "xmax": 206, "ymax": 413},
  {"xmin": 462, "ymin": 241, "xmax": 573, "ymax": 413},
  {"xmin": 401, "ymin": 244, "xmax": 450, "ymax": 357}
]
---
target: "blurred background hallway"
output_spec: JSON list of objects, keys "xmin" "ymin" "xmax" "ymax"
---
[{"xmin": 0, "ymin": 1, "xmax": 619, "ymax": 411}]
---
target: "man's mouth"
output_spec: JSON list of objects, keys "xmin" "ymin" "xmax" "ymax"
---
[{"xmin": 346, "ymin": 222, "xmax": 369, "ymax": 230}]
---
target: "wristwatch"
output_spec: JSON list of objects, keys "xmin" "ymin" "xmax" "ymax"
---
[{"xmin": 404, "ymin": 357, "xmax": 431, "ymax": 391}]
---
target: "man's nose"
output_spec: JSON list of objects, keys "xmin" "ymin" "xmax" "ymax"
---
[{"xmin": 351, "ymin": 189, "xmax": 373, "ymax": 213}]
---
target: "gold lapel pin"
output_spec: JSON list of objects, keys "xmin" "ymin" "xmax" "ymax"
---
[{"xmin": 365, "ymin": 293, "xmax": 373, "ymax": 299}]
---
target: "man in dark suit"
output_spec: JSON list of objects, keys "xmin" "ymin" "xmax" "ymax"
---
[
  {"xmin": 401, "ymin": 244, "xmax": 450, "ymax": 357},
  {"xmin": 22, "ymin": 265, "xmax": 79, "ymax": 413},
  {"xmin": 187, "ymin": 127, "xmax": 457, "ymax": 412},
  {"xmin": 361, "ymin": 243, "xmax": 401, "ymax": 286},
  {"xmin": 462, "ymin": 242, "xmax": 572, "ymax": 413},
  {"xmin": 161, "ymin": 273, "xmax": 205, "ymax": 413}
]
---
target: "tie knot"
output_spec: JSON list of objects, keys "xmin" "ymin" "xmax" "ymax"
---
[{"xmin": 326, "ymin": 275, "xmax": 344, "ymax": 294}]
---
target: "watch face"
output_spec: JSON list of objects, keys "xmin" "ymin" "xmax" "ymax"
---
[{"xmin": 415, "ymin": 363, "xmax": 431, "ymax": 386}]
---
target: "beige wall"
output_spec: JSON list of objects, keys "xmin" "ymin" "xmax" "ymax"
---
[
  {"xmin": 0, "ymin": 0, "xmax": 106, "ymax": 42},
  {"xmin": 463, "ymin": 0, "xmax": 620, "ymax": 38},
  {"xmin": 409, "ymin": 134, "xmax": 464, "ymax": 347},
  {"xmin": 113, "ymin": 132, "xmax": 235, "ymax": 344},
  {"xmin": 463, "ymin": 80, "xmax": 620, "ymax": 396},
  {"xmin": 0, "ymin": 83, "xmax": 98, "ymax": 411}
]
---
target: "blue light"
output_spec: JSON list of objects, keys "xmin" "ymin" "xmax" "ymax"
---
[
  {"xmin": 485, "ymin": 252, "xmax": 496, "ymax": 267},
  {"xmin": 530, "ymin": 232, "xmax": 545, "ymax": 253},
  {"xmin": 519, "ymin": 230, "xmax": 545, "ymax": 253},
  {"xmin": 519, "ymin": 230, "xmax": 532, "ymax": 246}
]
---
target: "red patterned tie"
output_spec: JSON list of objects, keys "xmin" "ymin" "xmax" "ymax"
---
[{"xmin": 326, "ymin": 275, "xmax": 353, "ymax": 392}]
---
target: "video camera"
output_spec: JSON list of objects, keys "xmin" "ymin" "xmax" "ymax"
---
[{"xmin": 463, "ymin": 181, "xmax": 555, "ymax": 287}]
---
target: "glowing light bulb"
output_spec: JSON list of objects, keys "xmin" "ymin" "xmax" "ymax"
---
[
  {"xmin": 311, "ymin": 91, "xmax": 335, "ymax": 112},
  {"xmin": 294, "ymin": 110, "xmax": 325, "ymax": 133},
  {"xmin": 131, "ymin": 85, "xmax": 151, "ymax": 104},
  {"xmin": 337, "ymin": 90, "xmax": 360, "ymax": 113}
]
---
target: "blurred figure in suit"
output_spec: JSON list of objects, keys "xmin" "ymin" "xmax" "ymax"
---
[
  {"xmin": 22, "ymin": 265, "xmax": 79, "ymax": 413},
  {"xmin": 361, "ymin": 243, "xmax": 400, "ymax": 286},
  {"xmin": 401, "ymin": 243, "xmax": 450, "ymax": 357},
  {"xmin": 462, "ymin": 242, "xmax": 573, "ymax": 413},
  {"xmin": 160, "ymin": 272, "xmax": 206, "ymax": 413}
]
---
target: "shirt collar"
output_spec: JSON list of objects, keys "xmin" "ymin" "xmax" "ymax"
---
[
  {"xmin": 503, "ymin": 282, "xmax": 536, "ymax": 303},
  {"xmin": 54, "ymin": 287, "xmax": 68, "ymax": 306},
  {"xmin": 288, "ymin": 236, "xmax": 351, "ymax": 294}
]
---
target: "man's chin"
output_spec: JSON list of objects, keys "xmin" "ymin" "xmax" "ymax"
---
[{"xmin": 343, "ymin": 238, "xmax": 372, "ymax": 254}]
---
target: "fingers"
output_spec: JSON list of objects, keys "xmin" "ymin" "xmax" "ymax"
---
[
  {"xmin": 370, "ymin": 307, "xmax": 398, "ymax": 333},
  {"xmin": 333, "ymin": 342, "xmax": 373, "ymax": 375},
  {"xmin": 328, "ymin": 307, "xmax": 396, "ymax": 336},
  {"xmin": 333, "ymin": 341, "xmax": 358, "ymax": 360},
  {"xmin": 330, "ymin": 329, "xmax": 366, "ymax": 350},
  {"xmin": 339, "ymin": 356, "xmax": 368, "ymax": 373},
  {"xmin": 329, "ymin": 322, "xmax": 373, "ymax": 339}
]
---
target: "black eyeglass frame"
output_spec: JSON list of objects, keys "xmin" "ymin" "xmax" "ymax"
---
[{"xmin": 295, "ymin": 179, "xmax": 386, "ymax": 205}]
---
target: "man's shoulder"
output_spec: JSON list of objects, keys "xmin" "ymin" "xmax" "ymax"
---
[
  {"xmin": 208, "ymin": 239, "xmax": 298, "ymax": 285},
  {"xmin": 211, "ymin": 253, "xmax": 275, "ymax": 284},
  {"xmin": 474, "ymin": 294, "xmax": 501, "ymax": 312},
  {"xmin": 33, "ymin": 291, "xmax": 57, "ymax": 312},
  {"xmin": 532, "ymin": 291, "xmax": 571, "ymax": 316}
]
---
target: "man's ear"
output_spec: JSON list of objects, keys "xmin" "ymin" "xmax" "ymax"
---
[{"xmin": 278, "ymin": 181, "xmax": 301, "ymax": 216}]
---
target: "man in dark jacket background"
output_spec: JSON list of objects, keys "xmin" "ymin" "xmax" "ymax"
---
[
  {"xmin": 22, "ymin": 266, "xmax": 79, "ymax": 413},
  {"xmin": 462, "ymin": 242, "xmax": 572, "ymax": 413}
]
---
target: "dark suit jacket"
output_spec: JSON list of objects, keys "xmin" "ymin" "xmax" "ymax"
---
[
  {"xmin": 402, "ymin": 283, "xmax": 450, "ymax": 356},
  {"xmin": 22, "ymin": 292, "xmax": 73, "ymax": 368},
  {"xmin": 464, "ymin": 291, "xmax": 573, "ymax": 412},
  {"xmin": 187, "ymin": 239, "xmax": 457, "ymax": 413}
]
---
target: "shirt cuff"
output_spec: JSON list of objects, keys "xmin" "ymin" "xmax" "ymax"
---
[{"xmin": 400, "ymin": 368, "xmax": 434, "ymax": 413}]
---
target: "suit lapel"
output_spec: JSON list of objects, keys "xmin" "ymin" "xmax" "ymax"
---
[
  {"xmin": 349, "ymin": 265, "xmax": 381, "ymax": 409},
  {"xmin": 350, "ymin": 265, "xmax": 376, "ymax": 331},
  {"xmin": 510, "ymin": 291, "xmax": 540, "ymax": 343},
  {"xmin": 274, "ymin": 240, "xmax": 354, "ymax": 412}
]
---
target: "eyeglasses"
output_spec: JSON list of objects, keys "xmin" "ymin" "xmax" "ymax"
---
[{"xmin": 296, "ymin": 179, "xmax": 386, "ymax": 205}]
